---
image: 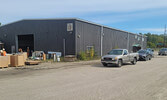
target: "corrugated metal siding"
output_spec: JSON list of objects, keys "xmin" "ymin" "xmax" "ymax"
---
[
  {"xmin": 0, "ymin": 18, "xmax": 147, "ymax": 56},
  {"xmin": 141, "ymin": 36, "xmax": 147, "ymax": 49},
  {"xmin": 0, "ymin": 19, "xmax": 76, "ymax": 55},
  {"xmin": 103, "ymin": 27, "xmax": 128, "ymax": 55},
  {"xmin": 75, "ymin": 20, "xmax": 147, "ymax": 56},
  {"xmin": 75, "ymin": 20, "xmax": 101, "ymax": 55}
]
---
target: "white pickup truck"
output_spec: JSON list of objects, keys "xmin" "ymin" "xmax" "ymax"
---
[{"xmin": 101, "ymin": 49, "xmax": 139, "ymax": 67}]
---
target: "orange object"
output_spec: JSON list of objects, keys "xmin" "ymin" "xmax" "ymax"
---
[
  {"xmin": 1, "ymin": 51, "xmax": 6, "ymax": 56},
  {"xmin": 43, "ymin": 53, "xmax": 46, "ymax": 61},
  {"xmin": 3, "ymin": 51, "xmax": 6, "ymax": 56}
]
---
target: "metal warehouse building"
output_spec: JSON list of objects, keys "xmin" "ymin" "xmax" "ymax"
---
[{"xmin": 0, "ymin": 18, "xmax": 147, "ymax": 56}]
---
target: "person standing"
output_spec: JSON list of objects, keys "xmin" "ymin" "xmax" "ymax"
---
[
  {"xmin": 18, "ymin": 48, "xmax": 23, "ymax": 53},
  {"xmin": 27, "ymin": 47, "xmax": 30, "ymax": 57},
  {"xmin": 1, "ymin": 48, "xmax": 7, "ymax": 56}
]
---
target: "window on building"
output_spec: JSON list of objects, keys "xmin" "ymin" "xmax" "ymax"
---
[{"xmin": 67, "ymin": 23, "xmax": 73, "ymax": 31}]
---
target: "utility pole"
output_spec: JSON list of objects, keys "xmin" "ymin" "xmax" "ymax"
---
[{"xmin": 164, "ymin": 25, "xmax": 166, "ymax": 47}]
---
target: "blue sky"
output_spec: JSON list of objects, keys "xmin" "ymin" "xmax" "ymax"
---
[{"xmin": 0, "ymin": 0, "xmax": 167, "ymax": 34}]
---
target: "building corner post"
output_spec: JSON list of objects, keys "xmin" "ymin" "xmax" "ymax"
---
[
  {"xmin": 101, "ymin": 26, "xmax": 103, "ymax": 56},
  {"xmin": 127, "ymin": 32, "xmax": 130, "ymax": 51}
]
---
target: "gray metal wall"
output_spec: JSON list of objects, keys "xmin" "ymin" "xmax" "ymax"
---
[
  {"xmin": 0, "ymin": 18, "xmax": 147, "ymax": 56},
  {"xmin": 0, "ymin": 19, "xmax": 76, "ymax": 55},
  {"xmin": 75, "ymin": 20, "xmax": 147, "ymax": 56},
  {"xmin": 75, "ymin": 20, "xmax": 101, "ymax": 55},
  {"xmin": 102, "ymin": 27, "xmax": 128, "ymax": 55},
  {"xmin": 128, "ymin": 33, "xmax": 147, "ymax": 52}
]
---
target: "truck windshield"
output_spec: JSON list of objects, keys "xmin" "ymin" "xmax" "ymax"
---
[{"xmin": 108, "ymin": 50, "xmax": 123, "ymax": 55}]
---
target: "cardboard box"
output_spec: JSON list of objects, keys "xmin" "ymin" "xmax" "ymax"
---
[
  {"xmin": 23, "ymin": 52, "xmax": 28, "ymax": 61},
  {"xmin": 6, "ymin": 54, "xmax": 12, "ymax": 65},
  {"xmin": 0, "ymin": 56, "xmax": 9, "ymax": 67},
  {"xmin": 10, "ymin": 55, "xmax": 25, "ymax": 67},
  {"xmin": 18, "ymin": 52, "xmax": 27, "ymax": 62}
]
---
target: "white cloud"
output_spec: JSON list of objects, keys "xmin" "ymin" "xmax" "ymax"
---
[
  {"xmin": 1, "ymin": 0, "xmax": 167, "ymax": 25},
  {"xmin": 1, "ymin": 0, "xmax": 167, "ymax": 15},
  {"xmin": 136, "ymin": 28, "xmax": 165, "ymax": 33},
  {"xmin": 86, "ymin": 9, "xmax": 167, "ymax": 25}
]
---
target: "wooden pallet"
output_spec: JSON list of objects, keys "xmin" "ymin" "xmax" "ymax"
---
[
  {"xmin": 25, "ymin": 61, "xmax": 40, "ymax": 65},
  {"xmin": 0, "ymin": 66, "xmax": 8, "ymax": 69}
]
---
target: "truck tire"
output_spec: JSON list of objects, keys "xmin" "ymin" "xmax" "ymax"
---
[
  {"xmin": 102, "ymin": 63, "xmax": 107, "ymax": 67},
  {"xmin": 131, "ymin": 58, "xmax": 137, "ymax": 65},
  {"xmin": 117, "ymin": 60, "xmax": 122, "ymax": 67},
  {"xmin": 149, "ymin": 56, "xmax": 152, "ymax": 60}
]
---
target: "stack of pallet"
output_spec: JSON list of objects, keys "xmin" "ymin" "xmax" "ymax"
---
[
  {"xmin": 64, "ymin": 55, "xmax": 77, "ymax": 62},
  {"xmin": 0, "ymin": 52, "xmax": 28, "ymax": 68},
  {"xmin": 25, "ymin": 61, "xmax": 40, "ymax": 65},
  {"xmin": 0, "ymin": 52, "xmax": 43, "ymax": 68}
]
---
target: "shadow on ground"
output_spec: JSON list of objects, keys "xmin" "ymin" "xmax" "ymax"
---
[{"xmin": 91, "ymin": 63, "xmax": 134, "ymax": 68}]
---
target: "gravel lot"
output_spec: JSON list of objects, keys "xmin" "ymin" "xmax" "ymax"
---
[{"xmin": 1, "ymin": 54, "xmax": 167, "ymax": 100}]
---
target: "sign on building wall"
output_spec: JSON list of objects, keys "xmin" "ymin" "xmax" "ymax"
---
[{"xmin": 67, "ymin": 23, "xmax": 73, "ymax": 31}]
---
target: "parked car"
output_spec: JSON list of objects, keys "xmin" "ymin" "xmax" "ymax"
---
[
  {"xmin": 158, "ymin": 48, "xmax": 167, "ymax": 55},
  {"xmin": 146, "ymin": 48, "xmax": 154, "ymax": 58},
  {"xmin": 138, "ymin": 50, "xmax": 152, "ymax": 61},
  {"xmin": 101, "ymin": 49, "xmax": 139, "ymax": 67}
]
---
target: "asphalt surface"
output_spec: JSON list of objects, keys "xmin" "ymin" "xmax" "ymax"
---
[{"xmin": 1, "ymin": 56, "xmax": 167, "ymax": 100}]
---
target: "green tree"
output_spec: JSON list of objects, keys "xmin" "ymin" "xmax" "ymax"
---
[
  {"xmin": 147, "ymin": 42, "xmax": 156, "ymax": 48},
  {"xmin": 139, "ymin": 33, "xmax": 143, "ymax": 35},
  {"xmin": 144, "ymin": 33, "xmax": 164, "ymax": 48}
]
